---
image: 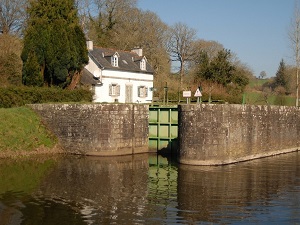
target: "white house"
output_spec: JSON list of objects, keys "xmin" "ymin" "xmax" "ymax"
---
[{"xmin": 81, "ymin": 41, "xmax": 154, "ymax": 103}]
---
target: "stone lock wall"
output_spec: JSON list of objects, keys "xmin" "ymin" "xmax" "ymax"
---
[
  {"xmin": 178, "ymin": 104, "xmax": 300, "ymax": 165},
  {"xmin": 30, "ymin": 104, "xmax": 149, "ymax": 156}
]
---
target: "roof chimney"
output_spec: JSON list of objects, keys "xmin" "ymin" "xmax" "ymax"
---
[
  {"xmin": 131, "ymin": 47, "xmax": 143, "ymax": 57},
  {"xmin": 86, "ymin": 40, "xmax": 93, "ymax": 51}
]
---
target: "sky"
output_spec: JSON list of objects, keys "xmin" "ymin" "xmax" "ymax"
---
[{"xmin": 137, "ymin": 0, "xmax": 296, "ymax": 78}]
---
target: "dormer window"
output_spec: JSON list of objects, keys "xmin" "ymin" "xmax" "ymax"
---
[
  {"xmin": 140, "ymin": 58, "xmax": 146, "ymax": 70},
  {"xmin": 111, "ymin": 53, "xmax": 119, "ymax": 67}
]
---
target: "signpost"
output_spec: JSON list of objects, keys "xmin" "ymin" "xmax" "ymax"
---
[
  {"xmin": 183, "ymin": 91, "xmax": 191, "ymax": 104},
  {"xmin": 194, "ymin": 88, "xmax": 202, "ymax": 104},
  {"xmin": 182, "ymin": 87, "xmax": 202, "ymax": 104}
]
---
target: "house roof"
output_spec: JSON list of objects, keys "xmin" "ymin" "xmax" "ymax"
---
[
  {"xmin": 89, "ymin": 46, "xmax": 154, "ymax": 74},
  {"xmin": 80, "ymin": 68, "xmax": 101, "ymax": 85}
]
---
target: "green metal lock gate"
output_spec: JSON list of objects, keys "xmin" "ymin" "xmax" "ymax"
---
[{"xmin": 148, "ymin": 106, "xmax": 178, "ymax": 153}]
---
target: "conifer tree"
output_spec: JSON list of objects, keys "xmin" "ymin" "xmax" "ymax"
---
[
  {"xmin": 21, "ymin": 0, "xmax": 88, "ymax": 88},
  {"xmin": 194, "ymin": 49, "xmax": 249, "ymax": 93},
  {"xmin": 274, "ymin": 59, "xmax": 288, "ymax": 90},
  {"xmin": 22, "ymin": 51, "xmax": 43, "ymax": 86},
  {"xmin": 194, "ymin": 51, "xmax": 211, "ymax": 82}
]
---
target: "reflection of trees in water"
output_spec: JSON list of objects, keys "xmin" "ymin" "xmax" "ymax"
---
[
  {"xmin": 0, "ymin": 154, "xmax": 180, "ymax": 224},
  {"xmin": 1, "ymin": 153, "xmax": 300, "ymax": 224},
  {"xmin": 0, "ymin": 157, "xmax": 64, "ymax": 225},
  {"xmin": 0, "ymin": 191, "xmax": 24, "ymax": 225},
  {"xmin": 37, "ymin": 154, "xmax": 151, "ymax": 224},
  {"xmin": 0, "ymin": 191, "xmax": 86, "ymax": 225},
  {"xmin": 177, "ymin": 152, "xmax": 300, "ymax": 224},
  {"xmin": 0, "ymin": 156, "xmax": 86, "ymax": 225}
]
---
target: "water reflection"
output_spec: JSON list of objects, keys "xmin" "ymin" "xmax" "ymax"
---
[
  {"xmin": 0, "ymin": 156, "xmax": 86, "ymax": 225},
  {"xmin": 0, "ymin": 191, "xmax": 86, "ymax": 225},
  {"xmin": 147, "ymin": 156, "xmax": 179, "ymax": 224},
  {"xmin": 177, "ymin": 152, "xmax": 300, "ymax": 224},
  {"xmin": 37, "ymin": 154, "xmax": 151, "ymax": 224},
  {"xmin": 0, "ymin": 152, "xmax": 300, "ymax": 224},
  {"xmin": 0, "ymin": 157, "xmax": 57, "ymax": 195}
]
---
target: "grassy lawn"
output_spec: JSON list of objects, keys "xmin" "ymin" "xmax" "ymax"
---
[
  {"xmin": 0, "ymin": 107, "xmax": 57, "ymax": 152},
  {"xmin": 248, "ymin": 78, "xmax": 270, "ymax": 88},
  {"xmin": 244, "ymin": 92, "xmax": 296, "ymax": 106},
  {"xmin": 245, "ymin": 78, "xmax": 296, "ymax": 106}
]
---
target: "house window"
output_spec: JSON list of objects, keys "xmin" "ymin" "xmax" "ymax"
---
[
  {"xmin": 109, "ymin": 83, "xmax": 120, "ymax": 96},
  {"xmin": 138, "ymin": 86, "xmax": 148, "ymax": 98},
  {"xmin": 111, "ymin": 55, "xmax": 118, "ymax": 67},
  {"xmin": 140, "ymin": 59, "xmax": 146, "ymax": 70}
]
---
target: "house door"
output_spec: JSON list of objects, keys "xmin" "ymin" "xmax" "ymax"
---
[{"xmin": 125, "ymin": 84, "xmax": 133, "ymax": 103}]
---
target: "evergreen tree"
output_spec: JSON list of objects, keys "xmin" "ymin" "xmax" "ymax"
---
[
  {"xmin": 196, "ymin": 49, "xmax": 236, "ymax": 86},
  {"xmin": 21, "ymin": 0, "xmax": 88, "ymax": 88},
  {"xmin": 195, "ymin": 49, "xmax": 249, "ymax": 93},
  {"xmin": 22, "ymin": 51, "xmax": 43, "ymax": 86},
  {"xmin": 194, "ymin": 51, "xmax": 211, "ymax": 82},
  {"xmin": 274, "ymin": 59, "xmax": 288, "ymax": 89},
  {"xmin": 209, "ymin": 49, "xmax": 236, "ymax": 86}
]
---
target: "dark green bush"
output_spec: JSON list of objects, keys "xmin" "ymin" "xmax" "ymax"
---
[{"xmin": 0, "ymin": 87, "xmax": 93, "ymax": 108}]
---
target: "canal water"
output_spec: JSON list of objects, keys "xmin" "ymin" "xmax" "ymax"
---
[{"xmin": 0, "ymin": 151, "xmax": 300, "ymax": 224}]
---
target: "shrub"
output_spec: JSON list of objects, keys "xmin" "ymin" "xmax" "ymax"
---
[{"xmin": 0, "ymin": 87, "xmax": 93, "ymax": 108}]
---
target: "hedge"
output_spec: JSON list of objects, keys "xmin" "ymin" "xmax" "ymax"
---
[{"xmin": 0, "ymin": 87, "xmax": 93, "ymax": 108}]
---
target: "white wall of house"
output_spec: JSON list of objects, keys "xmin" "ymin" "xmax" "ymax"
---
[{"xmin": 93, "ymin": 69, "xmax": 153, "ymax": 103}]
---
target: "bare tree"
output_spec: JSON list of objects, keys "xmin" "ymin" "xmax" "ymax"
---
[
  {"xmin": 88, "ymin": 0, "xmax": 137, "ymax": 46},
  {"xmin": 193, "ymin": 39, "xmax": 223, "ymax": 62},
  {"xmin": 75, "ymin": 0, "xmax": 93, "ymax": 33},
  {"xmin": 188, "ymin": 39, "xmax": 223, "ymax": 75},
  {"xmin": 0, "ymin": 0, "xmax": 25, "ymax": 86},
  {"xmin": 0, "ymin": 0, "xmax": 27, "ymax": 35},
  {"xmin": 99, "ymin": 0, "xmax": 136, "ymax": 17},
  {"xmin": 259, "ymin": 71, "xmax": 267, "ymax": 79},
  {"xmin": 289, "ymin": 1, "xmax": 300, "ymax": 107},
  {"xmin": 167, "ymin": 22, "xmax": 196, "ymax": 89},
  {"xmin": 0, "ymin": 34, "xmax": 22, "ymax": 86}
]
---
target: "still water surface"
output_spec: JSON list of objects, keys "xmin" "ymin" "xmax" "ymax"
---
[{"xmin": 0, "ymin": 152, "xmax": 300, "ymax": 224}]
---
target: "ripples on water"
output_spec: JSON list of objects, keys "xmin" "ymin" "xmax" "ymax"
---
[{"xmin": 0, "ymin": 152, "xmax": 299, "ymax": 224}]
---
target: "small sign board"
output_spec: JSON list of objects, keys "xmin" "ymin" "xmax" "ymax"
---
[
  {"xmin": 183, "ymin": 91, "xmax": 191, "ymax": 98},
  {"xmin": 194, "ymin": 88, "xmax": 202, "ymax": 97}
]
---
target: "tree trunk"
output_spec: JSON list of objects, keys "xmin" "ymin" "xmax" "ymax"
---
[
  {"xmin": 179, "ymin": 58, "xmax": 184, "ymax": 91},
  {"xmin": 297, "ymin": 66, "xmax": 299, "ymax": 107},
  {"xmin": 68, "ymin": 70, "xmax": 82, "ymax": 90}
]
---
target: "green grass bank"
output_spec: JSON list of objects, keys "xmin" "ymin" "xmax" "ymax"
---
[
  {"xmin": 0, "ymin": 106, "xmax": 61, "ymax": 157},
  {"xmin": 245, "ymin": 78, "xmax": 296, "ymax": 106}
]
